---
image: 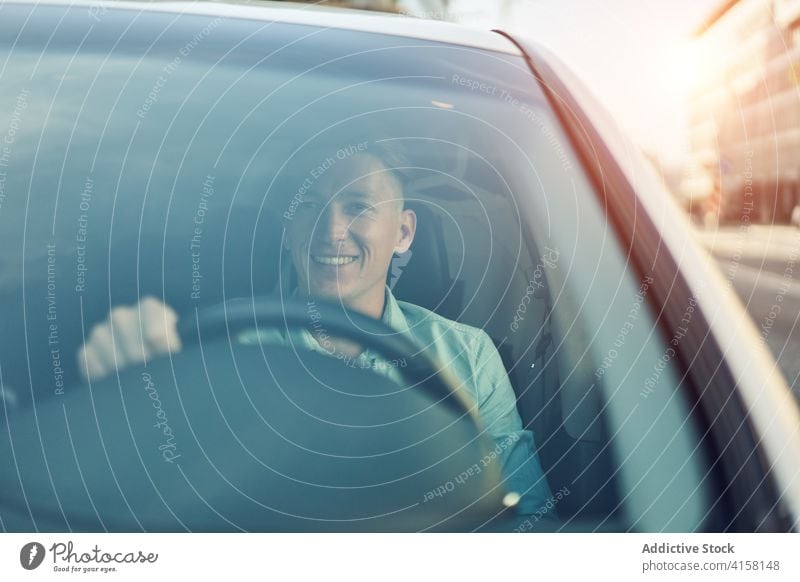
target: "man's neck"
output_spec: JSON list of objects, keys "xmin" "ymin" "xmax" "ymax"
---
[
  {"xmin": 297, "ymin": 286, "xmax": 387, "ymax": 358},
  {"xmin": 298, "ymin": 285, "xmax": 386, "ymax": 320},
  {"xmin": 347, "ymin": 288, "xmax": 386, "ymax": 320}
]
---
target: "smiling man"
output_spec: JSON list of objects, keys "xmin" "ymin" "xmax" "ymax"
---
[
  {"xmin": 78, "ymin": 142, "xmax": 554, "ymax": 520},
  {"xmin": 287, "ymin": 149, "xmax": 413, "ymax": 320}
]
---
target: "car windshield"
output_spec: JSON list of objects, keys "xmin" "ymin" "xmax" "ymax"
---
[
  {"xmin": 1, "ymin": 5, "xmax": 713, "ymax": 532},
  {"xmin": 0, "ymin": 8, "xmax": 550, "ymax": 401}
]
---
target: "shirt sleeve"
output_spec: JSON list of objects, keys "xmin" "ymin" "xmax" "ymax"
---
[{"xmin": 472, "ymin": 330, "xmax": 554, "ymax": 518}]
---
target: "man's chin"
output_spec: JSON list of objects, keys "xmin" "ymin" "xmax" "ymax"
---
[{"xmin": 305, "ymin": 281, "xmax": 355, "ymax": 303}]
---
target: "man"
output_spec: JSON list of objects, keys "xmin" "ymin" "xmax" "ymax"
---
[{"xmin": 79, "ymin": 143, "xmax": 554, "ymax": 519}]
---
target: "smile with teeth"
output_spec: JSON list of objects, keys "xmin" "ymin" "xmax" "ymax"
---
[{"xmin": 311, "ymin": 255, "xmax": 357, "ymax": 266}]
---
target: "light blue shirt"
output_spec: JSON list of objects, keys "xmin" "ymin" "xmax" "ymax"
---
[{"xmin": 238, "ymin": 286, "xmax": 553, "ymax": 517}]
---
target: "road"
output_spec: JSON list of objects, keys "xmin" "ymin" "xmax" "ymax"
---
[{"xmin": 695, "ymin": 225, "xmax": 800, "ymax": 398}]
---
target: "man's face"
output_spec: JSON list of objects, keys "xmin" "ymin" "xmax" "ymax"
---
[{"xmin": 284, "ymin": 153, "xmax": 416, "ymax": 308}]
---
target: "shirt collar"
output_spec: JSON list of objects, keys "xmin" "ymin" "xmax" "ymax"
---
[
  {"xmin": 380, "ymin": 285, "xmax": 411, "ymax": 335},
  {"xmin": 289, "ymin": 284, "xmax": 411, "ymax": 348}
]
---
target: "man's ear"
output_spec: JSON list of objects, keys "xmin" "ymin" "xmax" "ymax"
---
[{"xmin": 395, "ymin": 208, "xmax": 416, "ymax": 254}]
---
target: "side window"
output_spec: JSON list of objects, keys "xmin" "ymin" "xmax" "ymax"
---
[{"xmin": 516, "ymin": 105, "xmax": 713, "ymax": 531}]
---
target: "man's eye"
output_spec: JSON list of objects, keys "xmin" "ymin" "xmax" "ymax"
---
[{"xmin": 298, "ymin": 201, "xmax": 318, "ymax": 211}]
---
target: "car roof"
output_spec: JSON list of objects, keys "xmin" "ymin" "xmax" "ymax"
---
[{"xmin": 9, "ymin": 0, "xmax": 521, "ymax": 55}]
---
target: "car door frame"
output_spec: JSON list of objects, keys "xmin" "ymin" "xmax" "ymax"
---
[{"xmin": 495, "ymin": 30, "xmax": 798, "ymax": 532}]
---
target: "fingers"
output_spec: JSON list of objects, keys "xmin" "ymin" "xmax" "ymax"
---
[
  {"xmin": 109, "ymin": 305, "xmax": 144, "ymax": 363},
  {"xmin": 80, "ymin": 320, "xmax": 116, "ymax": 381},
  {"xmin": 77, "ymin": 296, "xmax": 181, "ymax": 382},
  {"xmin": 77, "ymin": 331, "xmax": 111, "ymax": 383},
  {"xmin": 139, "ymin": 296, "xmax": 182, "ymax": 354}
]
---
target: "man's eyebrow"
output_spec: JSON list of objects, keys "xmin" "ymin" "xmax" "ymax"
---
[
  {"xmin": 303, "ymin": 189, "xmax": 392, "ymax": 205},
  {"xmin": 336, "ymin": 189, "xmax": 381, "ymax": 203}
]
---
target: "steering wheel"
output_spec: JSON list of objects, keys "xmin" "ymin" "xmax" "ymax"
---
[
  {"xmin": 176, "ymin": 296, "xmax": 477, "ymax": 420},
  {"xmin": 0, "ymin": 295, "xmax": 516, "ymax": 532}
]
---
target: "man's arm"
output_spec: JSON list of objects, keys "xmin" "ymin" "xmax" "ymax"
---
[{"xmin": 471, "ymin": 330, "xmax": 555, "ymax": 519}]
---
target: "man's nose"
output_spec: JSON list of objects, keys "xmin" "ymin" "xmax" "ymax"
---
[{"xmin": 316, "ymin": 204, "xmax": 349, "ymax": 242}]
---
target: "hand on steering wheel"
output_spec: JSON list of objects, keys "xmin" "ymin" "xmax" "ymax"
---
[
  {"xmin": 79, "ymin": 295, "xmax": 475, "ymax": 419},
  {"xmin": 77, "ymin": 296, "xmax": 181, "ymax": 381}
]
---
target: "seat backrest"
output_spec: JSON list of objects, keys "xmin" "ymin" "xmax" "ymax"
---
[
  {"xmin": 390, "ymin": 203, "xmax": 464, "ymax": 322},
  {"xmin": 391, "ymin": 206, "xmax": 618, "ymax": 521}
]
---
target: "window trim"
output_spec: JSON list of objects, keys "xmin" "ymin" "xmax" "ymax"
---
[{"xmin": 495, "ymin": 30, "xmax": 793, "ymax": 532}]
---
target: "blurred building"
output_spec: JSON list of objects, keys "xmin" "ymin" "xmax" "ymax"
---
[{"xmin": 687, "ymin": 0, "xmax": 800, "ymax": 225}]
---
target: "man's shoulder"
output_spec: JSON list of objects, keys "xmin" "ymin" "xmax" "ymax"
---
[
  {"xmin": 395, "ymin": 299, "xmax": 491, "ymax": 348},
  {"xmin": 394, "ymin": 299, "xmax": 509, "ymax": 407}
]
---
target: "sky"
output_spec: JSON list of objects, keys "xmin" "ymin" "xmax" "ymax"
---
[{"xmin": 443, "ymin": 0, "xmax": 724, "ymax": 166}]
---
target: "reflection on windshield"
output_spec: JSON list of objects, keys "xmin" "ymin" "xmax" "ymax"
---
[{"xmin": 0, "ymin": 12, "xmax": 570, "ymax": 407}]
